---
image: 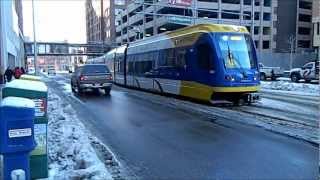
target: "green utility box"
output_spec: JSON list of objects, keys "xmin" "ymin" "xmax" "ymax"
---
[{"xmin": 2, "ymin": 79, "xmax": 48, "ymax": 179}]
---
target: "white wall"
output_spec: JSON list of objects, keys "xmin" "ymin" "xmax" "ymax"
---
[{"xmin": 0, "ymin": 0, "xmax": 25, "ymax": 76}]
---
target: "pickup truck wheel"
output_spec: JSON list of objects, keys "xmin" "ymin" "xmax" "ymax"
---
[
  {"xmin": 71, "ymin": 83, "xmax": 76, "ymax": 93},
  {"xmin": 305, "ymin": 79, "xmax": 311, "ymax": 83},
  {"xmin": 271, "ymin": 75, "xmax": 277, "ymax": 81},
  {"xmin": 104, "ymin": 88, "xmax": 111, "ymax": 95},
  {"xmin": 77, "ymin": 84, "xmax": 84, "ymax": 95},
  {"xmin": 260, "ymin": 73, "xmax": 266, "ymax": 81},
  {"xmin": 93, "ymin": 88, "xmax": 100, "ymax": 95},
  {"xmin": 291, "ymin": 73, "xmax": 300, "ymax": 83}
]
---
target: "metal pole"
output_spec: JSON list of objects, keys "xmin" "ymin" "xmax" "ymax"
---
[
  {"xmin": 193, "ymin": 0, "xmax": 197, "ymax": 25},
  {"xmin": 0, "ymin": 3, "xmax": 4, "ymax": 84},
  {"xmin": 251, "ymin": 0, "xmax": 254, "ymax": 38},
  {"xmin": 143, "ymin": 2, "xmax": 146, "ymax": 38},
  {"xmin": 32, "ymin": 0, "xmax": 37, "ymax": 75}
]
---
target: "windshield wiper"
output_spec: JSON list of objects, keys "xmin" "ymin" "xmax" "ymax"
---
[{"xmin": 226, "ymin": 42, "xmax": 245, "ymax": 73}]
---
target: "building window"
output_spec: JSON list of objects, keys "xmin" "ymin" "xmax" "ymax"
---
[
  {"xmin": 263, "ymin": 41, "xmax": 270, "ymax": 49},
  {"xmin": 254, "ymin": 40, "xmax": 259, "ymax": 48},
  {"xmin": 254, "ymin": 12, "xmax": 259, "ymax": 20},
  {"xmin": 263, "ymin": 27, "xmax": 270, "ymax": 35},
  {"xmin": 264, "ymin": 0, "xmax": 271, "ymax": 7},
  {"xmin": 263, "ymin": 13, "xmax": 271, "ymax": 21},
  {"xmin": 254, "ymin": 0, "xmax": 260, "ymax": 6},
  {"xmin": 198, "ymin": 0, "xmax": 218, "ymax": 2},
  {"xmin": 222, "ymin": 0, "xmax": 240, "ymax": 4},
  {"xmin": 299, "ymin": 1, "xmax": 312, "ymax": 10},
  {"xmin": 222, "ymin": 10, "xmax": 240, "ymax": 19},
  {"xmin": 243, "ymin": 11, "xmax": 251, "ymax": 20},
  {"xmin": 198, "ymin": 10, "xmax": 218, "ymax": 18},
  {"xmin": 298, "ymin": 40, "xmax": 310, "ymax": 48},
  {"xmin": 298, "ymin": 27, "xmax": 311, "ymax": 35},
  {"xmin": 244, "ymin": 0, "xmax": 251, "ymax": 5},
  {"xmin": 254, "ymin": 26, "xmax": 259, "ymax": 34},
  {"xmin": 298, "ymin": 14, "xmax": 311, "ymax": 22},
  {"xmin": 318, "ymin": 22, "xmax": 320, "ymax": 35}
]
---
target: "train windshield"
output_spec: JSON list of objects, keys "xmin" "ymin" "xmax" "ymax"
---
[{"xmin": 216, "ymin": 34, "xmax": 256, "ymax": 69}]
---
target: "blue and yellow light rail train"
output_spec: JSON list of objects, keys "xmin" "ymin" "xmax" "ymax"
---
[{"xmin": 88, "ymin": 24, "xmax": 261, "ymax": 104}]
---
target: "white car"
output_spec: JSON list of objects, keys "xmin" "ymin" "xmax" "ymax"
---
[
  {"xmin": 290, "ymin": 61, "xmax": 319, "ymax": 83},
  {"xmin": 28, "ymin": 67, "xmax": 35, "ymax": 74},
  {"xmin": 259, "ymin": 63, "xmax": 284, "ymax": 81},
  {"xmin": 48, "ymin": 68, "xmax": 56, "ymax": 75}
]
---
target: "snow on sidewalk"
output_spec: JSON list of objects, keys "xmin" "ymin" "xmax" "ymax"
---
[
  {"xmin": 261, "ymin": 81, "xmax": 320, "ymax": 96},
  {"xmin": 47, "ymin": 91, "xmax": 113, "ymax": 180}
]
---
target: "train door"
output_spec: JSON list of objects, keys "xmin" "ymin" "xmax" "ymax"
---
[{"xmin": 194, "ymin": 42, "xmax": 215, "ymax": 84}]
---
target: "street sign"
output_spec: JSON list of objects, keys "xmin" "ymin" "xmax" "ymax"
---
[
  {"xmin": 167, "ymin": 16, "xmax": 192, "ymax": 25},
  {"xmin": 168, "ymin": 0, "xmax": 192, "ymax": 7}
]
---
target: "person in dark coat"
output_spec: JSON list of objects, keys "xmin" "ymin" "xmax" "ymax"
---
[
  {"xmin": 4, "ymin": 67, "xmax": 14, "ymax": 82},
  {"xmin": 14, "ymin": 67, "xmax": 22, "ymax": 79},
  {"xmin": 20, "ymin": 67, "xmax": 25, "ymax": 74}
]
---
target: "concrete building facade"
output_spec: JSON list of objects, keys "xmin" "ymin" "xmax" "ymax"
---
[
  {"xmin": 0, "ymin": 0, "xmax": 25, "ymax": 83},
  {"xmin": 86, "ymin": 0, "xmax": 127, "ymax": 45},
  {"xmin": 312, "ymin": 0, "xmax": 319, "ymax": 60},
  {"xmin": 115, "ymin": 0, "xmax": 314, "ymax": 53},
  {"xmin": 276, "ymin": 0, "xmax": 314, "ymax": 53},
  {"xmin": 115, "ymin": 0, "xmax": 278, "ymax": 53}
]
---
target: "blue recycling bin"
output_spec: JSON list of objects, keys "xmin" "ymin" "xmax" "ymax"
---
[{"xmin": 0, "ymin": 97, "xmax": 36, "ymax": 180}]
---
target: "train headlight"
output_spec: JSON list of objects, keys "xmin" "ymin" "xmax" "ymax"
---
[
  {"xmin": 225, "ymin": 75, "xmax": 235, "ymax": 81},
  {"xmin": 254, "ymin": 73, "xmax": 259, "ymax": 81}
]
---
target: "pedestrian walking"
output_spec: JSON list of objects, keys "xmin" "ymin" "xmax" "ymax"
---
[
  {"xmin": 14, "ymin": 67, "xmax": 22, "ymax": 79},
  {"xmin": 20, "ymin": 67, "xmax": 25, "ymax": 74},
  {"xmin": 4, "ymin": 67, "xmax": 14, "ymax": 82}
]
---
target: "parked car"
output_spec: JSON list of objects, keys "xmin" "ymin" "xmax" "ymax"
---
[
  {"xmin": 71, "ymin": 64, "xmax": 113, "ymax": 95},
  {"xmin": 259, "ymin": 63, "xmax": 284, "ymax": 81},
  {"xmin": 28, "ymin": 67, "xmax": 35, "ymax": 74},
  {"xmin": 289, "ymin": 61, "xmax": 319, "ymax": 83},
  {"xmin": 47, "ymin": 66, "xmax": 56, "ymax": 75}
]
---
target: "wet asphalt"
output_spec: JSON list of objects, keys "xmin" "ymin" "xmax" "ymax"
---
[{"xmin": 48, "ymin": 74, "xmax": 318, "ymax": 179}]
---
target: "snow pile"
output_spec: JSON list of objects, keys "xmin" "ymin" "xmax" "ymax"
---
[
  {"xmin": 261, "ymin": 81, "xmax": 320, "ymax": 95},
  {"xmin": 1, "ymin": 97, "xmax": 35, "ymax": 109},
  {"xmin": 5, "ymin": 79, "xmax": 48, "ymax": 92},
  {"xmin": 47, "ymin": 92, "xmax": 113, "ymax": 180}
]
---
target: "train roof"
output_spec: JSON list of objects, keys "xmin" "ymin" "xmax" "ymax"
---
[
  {"xmin": 105, "ymin": 24, "xmax": 249, "ymax": 55},
  {"xmin": 166, "ymin": 23, "xmax": 249, "ymax": 36},
  {"xmin": 127, "ymin": 24, "xmax": 248, "ymax": 48}
]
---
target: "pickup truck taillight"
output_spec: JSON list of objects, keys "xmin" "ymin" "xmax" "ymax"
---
[
  {"xmin": 107, "ymin": 75, "xmax": 113, "ymax": 80},
  {"xmin": 80, "ymin": 75, "xmax": 87, "ymax": 81}
]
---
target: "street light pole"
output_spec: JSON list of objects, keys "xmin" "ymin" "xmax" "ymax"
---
[
  {"xmin": 32, "ymin": 0, "xmax": 37, "ymax": 75},
  {"xmin": 251, "ymin": 0, "xmax": 255, "ymax": 38}
]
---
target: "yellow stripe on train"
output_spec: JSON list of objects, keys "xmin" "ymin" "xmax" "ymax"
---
[
  {"xmin": 179, "ymin": 81, "xmax": 260, "ymax": 101},
  {"xmin": 166, "ymin": 24, "xmax": 249, "ymax": 48}
]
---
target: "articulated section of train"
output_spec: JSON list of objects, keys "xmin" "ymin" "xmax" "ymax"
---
[{"xmin": 87, "ymin": 24, "xmax": 261, "ymax": 104}]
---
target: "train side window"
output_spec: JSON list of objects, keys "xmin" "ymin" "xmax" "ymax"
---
[
  {"xmin": 158, "ymin": 50, "xmax": 166, "ymax": 67},
  {"xmin": 197, "ymin": 44, "xmax": 213, "ymax": 70},
  {"xmin": 176, "ymin": 48, "xmax": 186, "ymax": 68},
  {"xmin": 167, "ymin": 49, "xmax": 176, "ymax": 67}
]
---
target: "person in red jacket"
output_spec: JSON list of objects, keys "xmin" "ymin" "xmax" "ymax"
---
[{"xmin": 14, "ymin": 67, "xmax": 22, "ymax": 79}]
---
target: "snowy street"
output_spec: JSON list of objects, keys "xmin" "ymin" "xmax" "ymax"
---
[{"xmin": 43, "ymin": 73, "xmax": 318, "ymax": 179}]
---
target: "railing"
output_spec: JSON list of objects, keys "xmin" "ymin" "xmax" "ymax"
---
[{"xmin": 24, "ymin": 42, "xmax": 112, "ymax": 56}]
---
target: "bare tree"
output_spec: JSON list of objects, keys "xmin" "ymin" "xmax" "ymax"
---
[{"xmin": 288, "ymin": 35, "xmax": 296, "ymax": 70}]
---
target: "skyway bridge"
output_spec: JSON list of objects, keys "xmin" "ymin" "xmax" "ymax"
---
[{"xmin": 24, "ymin": 42, "xmax": 111, "ymax": 57}]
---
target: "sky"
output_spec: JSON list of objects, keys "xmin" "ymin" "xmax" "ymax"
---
[{"xmin": 23, "ymin": 0, "xmax": 86, "ymax": 43}]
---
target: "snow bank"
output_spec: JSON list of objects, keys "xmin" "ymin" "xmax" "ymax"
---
[
  {"xmin": 1, "ymin": 97, "xmax": 35, "ymax": 109},
  {"xmin": 261, "ymin": 81, "xmax": 320, "ymax": 96},
  {"xmin": 5, "ymin": 79, "xmax": 48, "ymax": 92},
  {"xmin": 20, "ymin": 74, "xmax": 42, "ymax": 81},
  {"xmin": 47, "ymin": 92, "xmax": 113, "ymax": 180}
]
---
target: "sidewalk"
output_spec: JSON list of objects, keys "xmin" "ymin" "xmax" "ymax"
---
[{"xmin": 0, "ymin": 83, "xmax": 4, "ymax": 101}]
